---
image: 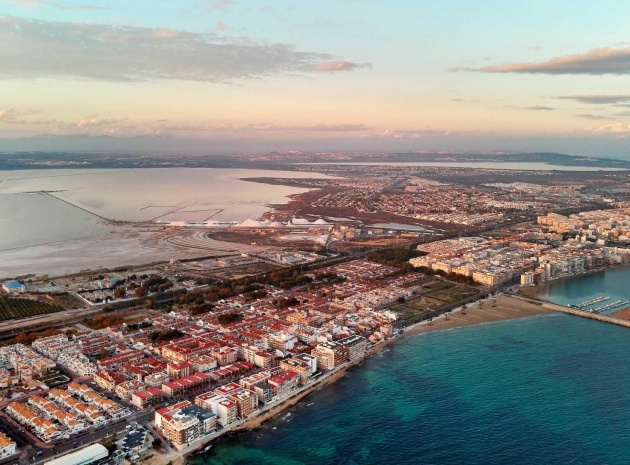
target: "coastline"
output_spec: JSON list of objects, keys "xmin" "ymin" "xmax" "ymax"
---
[{"xmin": 183, "ymin": 295, "xmax": 553, "ymax": 462}]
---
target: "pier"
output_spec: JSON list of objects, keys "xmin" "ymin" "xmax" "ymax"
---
[
  {"xmin": 542, "ymin": 301, "xmax": 630, "ymax": 328},
  {"xmin": 576, "ymin": 296, "xmax": 609, "ymax": 308},
  {"xmin": 591, "ymin": 300, "xmax": 630, "ymax": 313}
]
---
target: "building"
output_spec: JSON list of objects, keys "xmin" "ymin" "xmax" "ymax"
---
[
  {"xmin": 189, "ymin": 354, "xmax": 217, "ymax": 373},
  {"xmin": 115, "ymin": 379, "xmax": 145, "ymax": 400},
  {"xmin": 162, "ymin": 373, "xmax": 210, "ymax": 397},
  {"xmin": 0, "ymin": 431, "xmax": 16, "ymax": 459},
  {"xmin": 43, "ymin": 444, "xmax": 108, "ymax": 465},
  {"xmin": 144, "ymin": 371, "xmax": 170, "ymax": 388},
  {"xmin": 280, "ymin": 357, "xmax": 313, "ymax": 385},
  {"xmin": 252, "ymin": 381, "xmax": 275, "ymax": 404},
  {"xmin": 131, "ymin": 387, "xmax": 164, "ymax": 409},
  {"xmin": 158, "ymin": 403, "xmax": 216, "ymax": 449},
  {"xmin": 228, "ymin": 389, "xmax": 258, "ymax": 418},
  {"xmin": 1, "ymin": 281, "xmax": 24, "ymax": 293},
  {"xmin": 268, "ymin": 370, "xmax": 299, "ymax": 399},
  {"xmin": 167, "ymin": 361, "xmax": 192, "ymax": 380},
  {"xmin": 338, "ymin": 335, "xmax": 368, "ymax": 362},
  {"xmin": 116, "ymin": 426, "xmax": 152, "ymax": 460},
  {"xmin": 311, "ymin": 341, "xmax": 349, "ymax": 370},
  {"xmin": 214, "ymin": 347, "xmax": 238, "ymax": 366},
  {"xmin": 94, "ymin": 370, "xmax": 127, "ymax": 391},
  {"xmin": 216, "ymin": 399, "xmax": 238, "ymax": 426}
]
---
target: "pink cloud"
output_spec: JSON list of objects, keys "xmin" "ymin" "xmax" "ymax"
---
[
  {"xmin": 451, "ymin": 47, "xmax": 630, "ymax": 75},
  {"xmin": 314, "ymin": 60, "xmax": 371, "ymax": 72}
]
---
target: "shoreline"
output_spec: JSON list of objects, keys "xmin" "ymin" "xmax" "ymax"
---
[{"xmin": 183, "ymin": 295, "xmax": 553, "ymax": 462}]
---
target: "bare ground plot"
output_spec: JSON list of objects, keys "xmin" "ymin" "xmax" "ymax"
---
[
  {"xmin": 51, "ymin": 293, "xmax": 86, "ymax": 310},
  {"xmin": 390, "ymin": 279, "xmax": 481, "ymax": 325},
  {"xmin": 195, "ymin": 262, "xmax": 281, "ymax": 280},
  {"xmin": 410, "ymin": 279, "xmax": 479, "ymax": 306},
  {"xmin": 611, "ymin": 307, "xmax": 630, "ymax": 320}
]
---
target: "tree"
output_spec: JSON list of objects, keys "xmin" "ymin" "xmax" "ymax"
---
[
  {"xmin": 135, "ymin": 288, "xmax": 147, "ymax": 298},
  {"xmin": 218, "ymin": 313, "xmax": 243, "ymax": 325},
  {"xmin": 15, "ymin": 332, "xmax": 28, "ymax": 344}
]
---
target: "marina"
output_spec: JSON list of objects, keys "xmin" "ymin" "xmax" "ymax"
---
[
  {"xmin": 575, "ymin": 296, "xmax": 610, "ymax": 308},
  {"xmin": 590, "ymin": 300, "xmax": 630, "ymax": 314}
]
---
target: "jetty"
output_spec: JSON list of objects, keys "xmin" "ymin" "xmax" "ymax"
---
[
  {"xmin": 576, "ymin": 296, "xmax": 609, "ymax": 308},
  {"xmin": 591, "ymin": 300, "xmax": 630, "ymax": 313},
  {"xmin": 543, "ymin": 301, "xmax": 630, "ymax": 328}
]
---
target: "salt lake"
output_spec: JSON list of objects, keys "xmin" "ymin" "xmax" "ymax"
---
[{"xmin": 0, "ymin": 168, "xmax": 334, "ymax": 250}]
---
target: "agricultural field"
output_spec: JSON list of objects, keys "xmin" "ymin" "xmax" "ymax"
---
[{"xmin": 0, "ymin": 296, "xmax": 65, "ymax": 322}]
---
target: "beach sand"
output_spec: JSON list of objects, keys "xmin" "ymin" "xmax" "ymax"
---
[
  {"xmin": 404, "ymin": 295, "xmax": 552, "ymax": 336},
  {"xmin": 611, "ymin": 307, "xmax": 630, "ymax": 320}
]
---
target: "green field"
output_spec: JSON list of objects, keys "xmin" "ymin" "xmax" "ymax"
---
[{"xmin": 0, "ymin": 296, "xmax": 65, "ymax": 322}]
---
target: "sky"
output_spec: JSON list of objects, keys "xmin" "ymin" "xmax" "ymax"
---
[{"xmin": 0, "ymin": 0, "xmax": 629, "ymax": 157}]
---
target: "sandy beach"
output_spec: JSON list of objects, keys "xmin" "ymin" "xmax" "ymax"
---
[{"xmin": 404, "ymin": 295, "xmax": 553, "ymax": 336}]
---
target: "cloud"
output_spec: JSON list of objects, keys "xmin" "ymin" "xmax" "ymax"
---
[
  {"xmin": 156, "ymin": 121, "xmax": 373, "ymax": 133},
  {"xmin": 0, "ymin": 108, "xmax": 38, "ymax": 123},
  {"xmin": 523, "ymin": 106, "xmax": 555, "ymax": 111},
  {"xmin": 50, "ymin": 3, "xmax": 105, "ymax": 10},
  {"xmin": 18, "ymin": 113, "xmax": 132, "ymax": 135},
  {"xmin": 380, "ymin": 129, "xmax": 456, "ymax": 139},
  {"xmin": 216, "ymin": 21, "xmax": 231, "ymax": 31},
  {"xmin": 0, "ymin": 16, "xmax": 368, "ymax": 83},
  {"xmin": 557, "ymin": 95, "xmax": 630, "ymax": 104},
  {"xmin": 314, "ymin": 61, "xmax": 371, "ymax": 72},
  {"xmin": 451, "ymin": 46, "xmax": 630, "ymax": 75},
  {"xmin": 281, "ymin": 123, "xmax": 372, "ymax": 132},
  {"xmin": 582, "ymin": 122, "xmax": 630, "ymax": 134},
  {"xmin": 6, "ymin": 0, "xmax": 105, "ymax": 10},
  {"xmin": 615, "ymin": 111, "xmax": 630, "ymax": 117},
  {"xmin": 575, "ymin": 113, "xmax": 614, "ymax": 121},
  {"xmin": 153, "ymin": 28, "xmax": 178, "ymax": 39},
  {"xmin": 208, "ymin": 0, "xmax": 232, "ymax": 11},
  {"xmin": 76, "ymin": 114, "xmax": 127, "ymax": 129}
]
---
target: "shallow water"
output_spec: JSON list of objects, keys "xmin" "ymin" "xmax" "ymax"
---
[{"xmin": 0, "ymin": 168, "xmax": 332, "ymax": 249}]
